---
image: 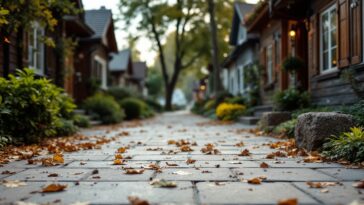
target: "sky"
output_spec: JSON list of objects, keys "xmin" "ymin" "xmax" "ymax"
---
[{"xmin": 83, "ymin": 0, "xmax": 260, "ymax": 66}]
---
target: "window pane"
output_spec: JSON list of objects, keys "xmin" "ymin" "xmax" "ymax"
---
[
  {"xmin": 323, "ymin": 32, "xmax": 329, "ymax": 50},
  {"xmin": 322, "ymin": 13, "xmax": 329, "ymax": 33},
  {"xmin": 331, "ymin": 48, "xmax": 337, "ymax": 67},
  {"xmin": 330, "ymin": 9, "xmax": 337, "ymax": 28},
  {"xmin": 330, "ymin": 28, "xmax": 337, "ymax": 47},
  {"xmin": 323, "ymin": 52, "xmax": 329, "ymax": 71}
]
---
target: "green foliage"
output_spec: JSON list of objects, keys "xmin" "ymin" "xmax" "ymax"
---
[
  {"xmin": 244, "ymin": 63, "xmax": 261, "ymax": 106},
  {"xmin": 87, "ymin": 78, "xmax": 101, "ymax": 95},
  {"xmin": 341, "ymin": 100, "xmax": 364, "ymax": 126},
  {"xmin": 0, "ymin": 69, "xmax": 76, "ymax": 144},
  {"xmin": 225, "ymin": 96, "xmax": 246, "ymax": 105},
  {"xmin": 281, "ymin": 56, "xmax": 305, "ymax": 73},
  {"xmin": 215, "ymin": 91, "xmax": 234, "ymax": 107},
  {"xmin": 73, "ymin": 114, "xmax": 90, "ymax": 128},
  {"xmin": 146, "ymin": 69, "xmax": 164, "ymax": 98},
  {"xmin": 323, "ymin": 127, "xmax": 364, "ymax": 162},
  {"xmin": 144, "ymin": 97, "xmax": 163, "ymax": 112},
  {"xmin": 119, "ymin": 98, "xmax": 144, "ymax": 120},
  {"xmin": 106, "ymin": 87, "xmax": 134, "ymax": 101},
  {"xmin": 84, "ymin": 93, "xmax": 125, "ymax": 124},
  {"xmin": 273, "ymin": 119, "xmax": 297, "ymax": 138},
  {"xmin": 274, "ymin": 88, "xmax": 310, "ymax": 111},
  {"xmin": 55, "ymin": 119, "xmax": 78, "ymax": 137}
]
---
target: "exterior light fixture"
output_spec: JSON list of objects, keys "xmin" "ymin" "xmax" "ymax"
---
[
  {"xmin": 200, "ymin": 85, "xmax": 206, "ymax": 91},
  {"xmin": 289, "ymin": 30, "xmax": 296, "ymax": 38}
]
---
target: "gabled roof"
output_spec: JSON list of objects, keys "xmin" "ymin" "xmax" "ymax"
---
[
  {"xmin": 110, "ymin": 49, "xmax": 131, "ymax": 72},
  {"xmin": 229, "ymin": 2, "xmax": 255, "ymax": 45},
  {"xmin": 132, "ymin": 62, "xmax": 147, "ymax": 80}
]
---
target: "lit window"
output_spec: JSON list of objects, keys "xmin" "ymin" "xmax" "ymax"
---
[
  {"xmin": 28, "ymin": 22, "xmax": 45, "ymax": 75},
  {"xmin": 320, "ymin": 5, "xmax": 337, "ymax": 72}
]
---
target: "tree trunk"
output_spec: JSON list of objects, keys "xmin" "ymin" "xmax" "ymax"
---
[{"xmin": 207, "ymin": 0, "xmax": 222, "ymax": 95}]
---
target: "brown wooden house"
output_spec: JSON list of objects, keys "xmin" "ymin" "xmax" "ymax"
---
[
  {"xmin": 246, "ymin": 0, "xmax": 364, "ymax": 107},
  {"xmin": 73, "ymin": 7, "xmax": 118, "ymax": 103}
]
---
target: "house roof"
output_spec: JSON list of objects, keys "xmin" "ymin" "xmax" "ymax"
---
[
  {"xmin": 229, "ymin": 2, "xmax": 255, "ymax": 45},
  {"xmin": 84, "ymin": 7, "xmax": 118, "ymax": 52},
  {"xmin": 132, "ymin": 62, "xmax": 147, "ymax": 80},
  {"xmin": 110, "ymin": 49, "xmax": 131, "ymax": 72}
]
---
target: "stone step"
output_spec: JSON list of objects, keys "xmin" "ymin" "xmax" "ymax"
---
[
  {"xmin": 253, "ymin": 105, "xmax": 273, "ymax": 117},
  {"xmin": 238, "ymin": 116, "xmax": 260, "ymax": 125}
]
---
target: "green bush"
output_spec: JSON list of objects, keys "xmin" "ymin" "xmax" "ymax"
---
[
  {"xmin": 0, "ymin": 69, "xmax": 76, "ymax": 144},
  {"xmin": 106, "ymin": 87, "xmax": 133, "ymax": 101},
  {"xmin": 281, "ymin": 56, "xmax": 305, "ymax": 73},
  {"xmin": 119, "ymin": 97, "xmax": 144, "ymax": 120},
  {"xmin": 203, "ymin": 99, "xmax": 216, "ymax": 111},
  {"xmin": 215, "ymin": 91, "xmax": 234, "ymax": 107},
  {"xmin": 273, "ymin": 119, "xmax": 297, "ymax": 138},
  {"xmin": 55, "ymin": 119, "xmax": 78, "ymax": 136},
  {"xmin": 58, "ymin": 93, "xmax": 77, "ymax": 120},
  {"xmin": 274, "ymin": 88, "xmax": 310, "ymax": 111},
  {"xmin": 144, "ymin": 97, "xmax": 163, "ymax": 112},
  {"xmin": 323, "ymin": 127, "xmax": 364, "ymax": 163},
  {"xmin": 225, "ymin": 96, "xmax": 247, "ymax": 105},
  {"xmin": 341, "ymin": 100, "xmax": 364, "ymax": 126},
  {"xmin": 84, "ymin": 93, "xmax": 125, "ymax": 124},
  {"xmin": 73, "ymin": 114, "xmax": 90, "ymax": 128}
]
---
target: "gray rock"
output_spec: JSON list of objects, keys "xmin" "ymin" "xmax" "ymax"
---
[
  {"xmin": 259, "ymin": 112, "xmax": 291, "ymax": 130},
  {"xmin": 295, "ymin": 112, "xmax": 355, "ymax": 151}
]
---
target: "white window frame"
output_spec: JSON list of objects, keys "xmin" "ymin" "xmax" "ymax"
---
[
  {"xmin": 237, "ymin": 26, "xmax": 246, "ymax": 45},
  {"xmin": 94, "ymin": 55, "xmax": 107, "ymax": 90},
  {"xmin": 28, "ymin": 22, "xmax": 45, "ymax": 75},
  {"xmin": 320, "ymin": 4, "xmax": 338, "ymax": 73},
  {"xmin": 266, "ymin": 45, "xmax": 273, "ymax": 84}
]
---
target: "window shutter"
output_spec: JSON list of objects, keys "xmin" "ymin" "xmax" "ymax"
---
[
  {"xmin": 338, "ymin": 0, "xmax": 350, "ymax": 68},
  {"xmin": 350, "ymin": 0, "xmax": 362, "ymax": 64},
  {"xmin": 308, "ymin": 14, "xmax": 319, "ymax": 77}
]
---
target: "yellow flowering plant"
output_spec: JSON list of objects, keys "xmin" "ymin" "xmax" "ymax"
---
[{"xmin": 216, "ymin": 103, "xmax": 246, "ymax": 121}]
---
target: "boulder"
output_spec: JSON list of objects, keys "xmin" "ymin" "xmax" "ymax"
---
[
  {"xmin": 295, "ymin": 112, "xmax": 356, "ymax": 151},
  {"xmin": 259, "ymin": 112, "xmax": 291, "ymax": 130}
]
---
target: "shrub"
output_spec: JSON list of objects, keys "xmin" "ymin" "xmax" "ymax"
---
[
  {"xmin": 215, "ymin": 91, "xmax": 234, "ymax": 107},
  {"xmin": 55, "ymin": 119, "xmax": 78, "ymax": 136},
  {"xmin": 84, "ymin": 93, "xmax": 125, "ymax": 124},
  {"xmin": 274, "ymin": 88, "xmax": 310, "ymax": 111},
  {"xmin": 273, "ymin": 119, "xmax": 297, "ymax": 138},
  {"xmin": 144, "ymin": 97, "xmax": 163, "ymax": 112},
  {"xmin": 73, "ymin": 114, "xmax": 90, "ymax": 128},
  {"xmin": 216, "ymin": 103, "xmax": 246, "ymax": 121},
  {"xmin": 341, "ymin": 100, "xmax": 364, "ymax": 126},
  {"xmin": 281, "ymin": 56, "xmax": 305, "ymax": 73},
  {"xmin": 203, "ymin": 99, "xmax": 216, "ymax": 111},
  {"xmin": 106, "ymin": 87, "xmax": 133, "ymax": 101},
  {"xmin": 225, "ymin": 96, "xmax": 247, "ymax": 105},
  {"xmin": 58, "ymin": 93, "xmax": 77, "ymax": 120},
  {"xmin": 119, "ymin": 97, "xmax": 144, "ymax": 120},
  {"xmin": 323, "ymin": 127, "xmax": 364, "ymax": 163},
  {"xmin": 0, "ymin": 69, "xmax": 76, "ymax": 144}
]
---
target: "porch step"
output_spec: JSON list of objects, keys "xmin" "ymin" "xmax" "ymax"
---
[
  {"xmin": 238, "ymin": 116, "xmax": 260, "ymax": 125},
  {"xmin": 254, "ymin": 105, "xmax": 273, "ymax": 117}
]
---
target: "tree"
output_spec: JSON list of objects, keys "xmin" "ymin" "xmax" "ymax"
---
[
  {"xmin": 119, "ymin": 0, "xmax": 206, "ymax": 110},
  {"xmin": 0, "ymin": 0, "xmax": 78, "ymax": 77}
]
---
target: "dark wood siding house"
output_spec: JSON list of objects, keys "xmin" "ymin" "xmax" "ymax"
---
[
  {"xmin": 74, "ymin": 7, "xmax": 118, "ymax": 103},
  {"xmin": 307, "ymin": 0, "xmax": 364, "ymax": 105}
]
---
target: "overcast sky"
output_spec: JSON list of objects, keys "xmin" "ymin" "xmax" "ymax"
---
[{"xmin": 83, "ymin": 0, "xmax": 259, "ymax": 66}]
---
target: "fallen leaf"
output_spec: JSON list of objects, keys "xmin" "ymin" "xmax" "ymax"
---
[
  {"xmin": 306, "ymin": 182, "xmax": 337, "ymax": 188},
  {"xmin": 150, "ymin": 179, "xmax": 177, "ymax": 188},
  {"xmin": 115, "ymin": 154, "xmax": 123, "ymax": 159},
  {"xmin": 172, "ymin": 170, "xmax": 191, "ymax": 175},
  {"xmin": 167, "ymin": 140, "xmax": 176, "ymax": 145},
  {"xmin": 1, "ymin": 170, "xmax": 16, "ymax": 175},
  {"xmin": 186, "ymin": 158, "xmax": 196, "ymax": 164},
  {"xmin": 201, "ymin": 144, "xmax": 221, "ymax": 155},
  {"xmin": 247, "ymin": 177, "xmax": 261, "ymax": 184},
  {"xmin": 69, "ymin": 202, "xmax": 90, "ymax": 205},
  {"xmin": 239, "ymin": 149, "xmax": 250, "ymax": 156},
  {"xmin": 202, "ymin": 170, "xmax": 212, "ymax": 173},
  {"xmin": 47, "ymin": 173, "xmax": 58, "ymax": 177},
  {"xmin": 1, "ymin": 180, "xmax": 27, "ymax": 188},
  {"xmin": 260, "ymin": 162, "xmax": 269, "ymax": 168},
  {"xmin": 125, "ymin": 169, "xmax": 144, "ymax": 174},
  {"xmin": 117, "ymin": 147, "xmax": 127, "ymax": 153},
  {"xmin": 42, "ymin": 184, "xmax": 67, "ymax": 192},
  {"xmin": 91, "ymin": 169, "xmax": 99, "ymax": 175},
  {"xmin": 166, "ymin": 162, "xmax": 178, "ymax": 166},
  {"xmin": 53, "ymin": 153, "xmax": 64, "ymax": 164},
  {"xmin": 113, "ymin": 159, "xmax": 123, "ymax": 165},
  {"xmin": 320, "ymin": 189, "xmax": 329, "ymax": 193},
  {"xmin": 353, "ymin": 180, "xmax": 364, "ymax": 189},
  {"xmin": 180, "ymin": 145, "xmax": 193, "ymax": 152},
  {"xmin": 277, "ymin": 198, "xmax": 298, "ymax": 205},
  {"xmin": 235, "ymin": 142, "xmax": 244, "ymax": 147},
  {"xmin": 128, "ymin": 196, "xmax": 150, "ymax": 205}
]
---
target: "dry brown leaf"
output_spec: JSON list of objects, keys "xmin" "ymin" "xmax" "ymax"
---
[
  {"xmin": 47, "ymin": 173, "xmax": 58, "ymax": 177},
  {"xmin": 53, "ymin": 153, "xmax": 64, "ymax": 164},
  {"xmin": 113, "ymin": 159, "xmax": 123, "ymax": 165},
  {"xmin": 180, "ymin": 145, "xmax": 193, "ymax": 152},
  {"xmin": 117, "ymin": 147, "xmax": 127, "ymax": 153},
  {"xmin": 125, "ymin": 169, "xmax": 144, "ymax": 174},
  {"xmin": 277, "ymin": 198, "xmax": 298, "ymax": 205},
  {"xmin": 247, "ymin": 177, "xmax": 261, "ymax": 184},
  {"xmin": 260, "ymin": 162, "xmax": 269, "ymax": 168},
  {"xmin": 42, "ymin": 184, "xmax": 67, "ymax": 192},
  {"xmin": 165, "ymin": 162, "xmax": 178, "ymax": 166},
  {"xmin": 115, "ymin": 154, "xmax": 123, "ymax": 159},
  {"xmin": 353, "ymin": 180, "xmax": 364, "ymax": 189},
  {"xmin": 1, "ymin": 170, "xmax": 15, "ymax": 175},
  {"xmin": 186, "ymin": 158, "xmax": 196, "ymax": 164},
  {"xmin": 167, "ymin": 140, "xmax": 176, "ymax": 145},
  {"xmin": 306, "ymin": 182, "xmax": 337, "ymax": 189},
  {"xmin": 150, "ymin": 179, "xmax": 177, "ymax": 188},
  {"xmin": 1, "ymin": 180, "xmax": 27, "ymax": 188},
  {"xmin": 235, "ymin": 142, "xmax": 244, "ymax": 147},
  {"xmin": 239, "ymin": 149, "xmax": 250, "ymax": 156},
  {"xmin": 128, "ymin": 196, "xmax": 150, "ymax": 205}
]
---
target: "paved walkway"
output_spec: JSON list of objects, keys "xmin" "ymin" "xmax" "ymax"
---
[{"xmin": 0, "ymin": 111, "xmax": 363, "ymax": 204}]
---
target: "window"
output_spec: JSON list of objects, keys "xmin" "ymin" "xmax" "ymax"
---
[
  {"xmin": 93, "ymin": 56, "xmax": 107, "ymax": 89},
  {"xmin": 238, "ymin": 26, "xmax": 246, "ymax": 44},
  {"xmin": 28, "ymin": 22, "xmax": 45, "ymax": 75},
  {"xmin": 320, "ymin": 5, "xmax": 337, "ymax": 72},
  {"xmin": 266, "ymin": 45, "xmax": 273, "ymax": 83},
  {"xmin": 236, "ymin": 67, "xmax": 241, "ymax": 93}
]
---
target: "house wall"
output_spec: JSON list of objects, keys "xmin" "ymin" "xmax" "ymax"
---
[{"xmin": 308, "ymin": 0, "xmax": 364, "ymax": 106}]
